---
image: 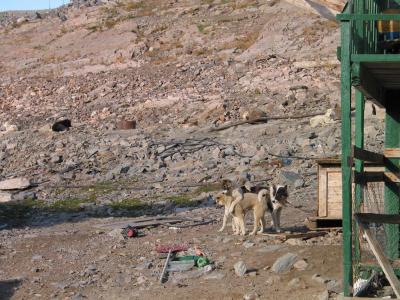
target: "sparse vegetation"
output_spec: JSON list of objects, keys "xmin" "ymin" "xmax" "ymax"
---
[
  {"xmin": 109, "ymin": 198, "xmax": 149, "ymax": 212},
  {"xmin": 220, "ymin": 31, "xmax": 259, "ymax": 50}
]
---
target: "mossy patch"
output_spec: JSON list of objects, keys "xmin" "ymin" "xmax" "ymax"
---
[{"xmin": 0, "ymin": 199, "xmax": 46, "ymax": 222}]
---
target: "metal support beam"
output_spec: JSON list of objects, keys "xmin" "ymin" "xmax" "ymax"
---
[
  {"xmin": 354, "ymin": 89, "xmax": 365, "ymax": 270},
  {"xmin": 341, "ymin": 20, "xmax": 353, "ymax": 297},
  {"xmin": 384, "ymin": 98, "xmax": 400, "ymax": 260}
]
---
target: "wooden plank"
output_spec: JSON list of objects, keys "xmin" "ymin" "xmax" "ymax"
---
[
  {"xmin": 318, "ymin": 168, "xmax": 328, "ymax": 217},
  {"xmin": 94, "ymin": 218, "xmax": 186, "ymax": 230},
  {"xmin": 355, "ymin": 216, "xmax": 400, "ymax": 298},
  {"xmin": 385, "ymin": 148, "xmax": 400, "ymax": 158},
  {"xmin": 353, "ymin": 146, "xmax": 384, "ymax": 164},
  {"xmin": 355, "ymin": 213, "xmax": 400, "ymax": 225},
  {"xmin": 384, "ymin": 172, "xmax": 400, "ymax": 183},
  {"xmin": 261, "ymin": 231, "xmax": 327, "ymax": 240}
]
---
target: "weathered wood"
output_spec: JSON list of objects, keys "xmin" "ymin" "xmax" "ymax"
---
[
  {"xmin": 384, "ymin": 172, "xmax": 400, "ymax": 183},
  {"xmin": 353, "ymin": 146, "xmax": 383, "ymax": 164},
  {"xmin": 355, "ymin": 215, "xmax": 400, "ymax": 298},
  {"xmin": 94, "ymin": 218, "xmax": 186, "ymax": 230},
  {"xmin": 305, "ymin": 217, "xmax": 342, "ymax": 230},
  {"xmin": 318, "ymin": 167, "xmax": 328, "ymax": 217},
  {"xmin": 385, "ymin": 148, "xmax": 400, "ymax": 158},
  {"xmin": 353, "ymin": 171, "xmax": 384, "ymax": 183},
  {"xmin": 261, "ymin": 231, "xmax": 327, "ymax": 240},
  {"xmin": 356, "ymin": 213, "xmax": 400, "ymax": 225}
]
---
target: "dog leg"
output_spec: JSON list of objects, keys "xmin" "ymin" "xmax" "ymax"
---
[
  {"xmin": 275, "ymin": 207, "xmax": 282, "ymax": 233},
  {"xmin": 228, "ymin": 189, "xmax": 243, "ymax": 215},
  {"xmin": 250, "ymin": 212, "xmax": 259, "ymax": 235},
  {"xmin": 258, "ymin": 216, "xmax": 266, "ymax": 234},
  {"xmin": 238, "ymin": 215, "xmax": 246, "ymax": 235},
  {"xmin": 219, "ymin": 213, "xmax": 228, "ymax": 232}
]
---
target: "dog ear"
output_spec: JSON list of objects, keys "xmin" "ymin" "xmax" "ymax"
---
[{"xmin": 284, "ymin": 185, "xmax": 288, "ymax": 191}]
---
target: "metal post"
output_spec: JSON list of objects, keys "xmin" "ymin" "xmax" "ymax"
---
[
  {"xmin": 354, "ymin": 90, "xmax": 365, "ymax": 268},
  {"xmin": 384, "ymin": 97, "xmax": 400, "ymax": 260},
  {"xmin": 341, "ymin": 19, "xmax": 353, "ymax": 296}
]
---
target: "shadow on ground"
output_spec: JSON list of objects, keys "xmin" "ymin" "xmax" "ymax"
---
[
  {"xmin": 0, "ymin": 278, "xmax": 22, "ymax": 300},
  {"xmin": 0, "ymin": 196, "xmax": 215, "ymax": 230}
]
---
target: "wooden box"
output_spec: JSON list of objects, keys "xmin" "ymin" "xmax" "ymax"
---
[{"xmin": 317, "ymin": 159, "xmax": 384, "ymax": 219}]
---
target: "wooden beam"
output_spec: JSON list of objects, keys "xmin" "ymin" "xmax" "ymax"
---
[
  {"xmin": 355, "ymin": 215, "xmax": 400, "ymax": 298},
  {"xmin": 353, "ymin": 171, "xmax": 384, "ymax": 184},
  {"xmin": 384, "ymin": 172, "xmax": 400, "ymax": 183},
  {"xmin": 353, "ymin": 171, "xmax": 400, "ymax": 184},
  {"xmin": 355, "ymin": 213, "xmax": 400, "ymax": 225},
  {"xmin": 385, "ymin": 148, "xmax": 400, "ymax": 158},
  {"xmin": 353, "ymin": 146, "xmax": 384, "ymax": 164}
]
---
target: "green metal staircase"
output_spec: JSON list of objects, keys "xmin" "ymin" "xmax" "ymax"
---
[{"xmin": 338, "ymin": 0, "xmax": 400, "ymax": 296}]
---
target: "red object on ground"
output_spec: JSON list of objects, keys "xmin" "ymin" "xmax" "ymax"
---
[
  {"xmin": 127, "ymin": 227, "xmax": 136, "ymax": 237},
  {"xmin": 155, "ymin": 244, "xmax": 189, "ymax": 253}
]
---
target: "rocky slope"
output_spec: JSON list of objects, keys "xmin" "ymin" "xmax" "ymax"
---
[{"xmin": 0, "ymin": 0, "xmax": 384, "ymax": 219}]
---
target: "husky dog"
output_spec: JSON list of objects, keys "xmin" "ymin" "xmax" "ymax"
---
[
  {"xmin": 268, "ymin": 185, "xmax": 289, "ymax": 233},
  {"xmin": 216, "ymin": 184, "xmax": 289, "ymax": 235}
]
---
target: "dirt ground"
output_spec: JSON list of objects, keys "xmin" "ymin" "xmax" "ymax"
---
[{"xmin": 0, "ymin": 204, "xmax": 342, "ymax": 300}]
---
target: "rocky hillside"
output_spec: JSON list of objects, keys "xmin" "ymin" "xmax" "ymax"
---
[{"xmin": 0, "ymin": 0, "xmax": 384, "ymax": 221}]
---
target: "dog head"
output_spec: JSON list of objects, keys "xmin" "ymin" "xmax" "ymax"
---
[
  {"xmin": 221, "ymin": 179, "xmax": 234, "ymax": 191},
  {"xmin": 215, "ymin": 192, "xmax": 230, "ymax": 207},
  {"xmin": 270, "ymin": 184, "xmax": 289, "ymax": 205}
]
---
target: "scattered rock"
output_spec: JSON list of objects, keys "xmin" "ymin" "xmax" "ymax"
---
[
  {"xmin": 107, "ymin": 228, "xmax": 124, "ymax": 240},
  {"xmin": 116, "ymin": 120, "xmax": 137, "ymax": 130},
  {"xmin": 312, "ymin": 274, "xmax": 328, "ymax": 284},
  {"xmin": 52, "ymin": 119, "xmax": 71, "ymax": 132},
  {"xmin": 0, "ymin": 177, "xmax": 31, "ymax": 190},
  {"xmin": 326, "ymin": 279, "xmax": 341, "ymax": 294},
  {"xmin": 204, "ymin": 271, "xmax": 226, "ymax": 280},
  {"xmin": 0, "ymin": 192, "xmax": 13, "ymax": 203},
  {"xmin": 271, "ymin": 253, "xmax": 297, "ymax": 273},
  {"xmin": 243, "ymin": 241, "xmax": 255, "ymax": 248},
  {"xmin": 243, "ymin": 291, "xmax": 260, "ymax": 300},
  {"xmin": 285, "ymin": 238, "xmax": 305, "ymax": 246},
  {"xmin": 288, "ymin": 277, "xmax": 305, "ymax": 288},
  {"xmin": 294, "ymin": 259, "xmax": 308, "ymax": 271},
  {"xmin": 234, "ymin": 261, "xmax": 247, "ymax": 277},
  {"xmin": 317, "ymin": 290, "xmax": 329, "ymax": 300}
]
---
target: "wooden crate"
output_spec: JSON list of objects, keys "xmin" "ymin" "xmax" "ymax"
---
[{"xmin": 317, "ymin": 159, "xmax": 384, "ymax": 219}]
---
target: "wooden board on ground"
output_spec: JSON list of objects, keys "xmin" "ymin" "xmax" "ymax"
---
[
  {"xmin": 94, "ymin": 217, "xmax": 187, "ymax": 230},
  {"xmin": 261, "ymin": 231, "xmax": 327, "ymax": 240},
  {"xmin": 355, "ymin": 215, "xmax": 400, "ymax": 298}
]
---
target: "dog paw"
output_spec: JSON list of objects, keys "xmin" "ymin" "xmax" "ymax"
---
[{"xmin": 275, "ymin": 228, "xmax": 282, "ymax": 233}]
